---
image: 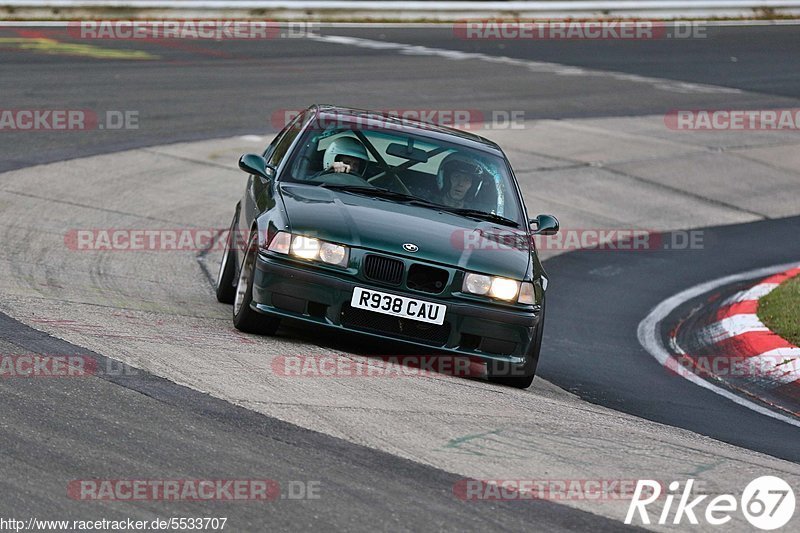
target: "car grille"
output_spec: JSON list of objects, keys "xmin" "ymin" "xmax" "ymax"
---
[
  {"xmin": 340, "ymin": 304, "xmax": 451, "ymax": 346},
  {"xmin": 407, "ymin": 264, "xmax": 449, "ymax": 294},
  {"xmin": 363, "ymin": 254, "xmax": 404, "ymax": 285}
]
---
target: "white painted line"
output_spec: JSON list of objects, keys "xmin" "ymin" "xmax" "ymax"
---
[
  {"xmin": 6, "ymin": 1, "xmax": 800, "ymax": 20},
  {"xmin": 302, "ymin": 20, "xmax": 800, "ymax": 27},
  {"xmin": 698, "ymin": 314, "xmax": 769, "ymax": 343},
  {"xmin": 3, "ymin": 20, "xmax": 800, "ymax": 27},
  {"xmin": 761, "ymin": 347, "xmax": 800, "ymax": 358},
  {"xmin": 307, "ymin": 33, "xmax": 741, "ymax": 95},
  {"xmin": 637, "ymin": 261, "xmax": 800, "ymax": 428},
  {"xmin": 748, "ymin": 348, "xmax": 800, "ymax": 385},
  {"xmin": 5, "ymin": 1, "xmax": 800, "ymax": 11},
  {"xmin": 723, "ymin": 282, "xmax": 780, "ymax": 305}
]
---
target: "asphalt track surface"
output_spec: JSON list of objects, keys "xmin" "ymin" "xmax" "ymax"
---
[
  {"xmin": 1, "ymin": 24, "xmax": 799, "ymax": 172},
  {"xmin": 1, "ymin": 23, "xmax": 799, "ymax": 530},
  {"xmin": 544, "ymin": 216, "xmax": 800, "ymax": 461},
  {"xmin": 0, "ymin": 332, "xmax": 622, "ymax": 531}
]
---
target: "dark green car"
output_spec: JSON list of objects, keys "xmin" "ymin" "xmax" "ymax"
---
[{"xmin": 216, "ymin": 105, "xmax": 558, "ymax": 388}]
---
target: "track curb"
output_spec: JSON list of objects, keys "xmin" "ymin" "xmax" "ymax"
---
[{"xmin": 669, "ymin": 265, "xmax": 800, "ymax": 417}]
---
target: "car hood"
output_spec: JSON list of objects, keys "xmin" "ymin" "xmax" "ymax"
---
[{"xmin": 279, "ymin": 184, "xmax": 531, "ymax": 279}]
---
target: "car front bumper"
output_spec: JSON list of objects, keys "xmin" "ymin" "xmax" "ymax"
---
[{"xmin": 252, "ymin": 253, "xmax": 541, "ymax": 364}]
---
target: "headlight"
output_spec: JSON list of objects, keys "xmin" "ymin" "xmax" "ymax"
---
[
  {"xmin": 319, "ymin": 241, "xmax": 348, "ymax": 266},
  {"xmin": 291, "ymin": 235, "xmax": 320, "ymax": 260},
  {"xmin": 462, "ymin": 273, "xmax": 519, "ymax": 301},
  {"xmin": 463, "ymin": 273, "xmax": 492, "ymax": 295},
  {"xmin": 266, "ymin": 231, "xmax": 349, "ymax": 267},
  {"xmin": 490, "ymin": 277, "xmax": 519, "ymax": 300}
]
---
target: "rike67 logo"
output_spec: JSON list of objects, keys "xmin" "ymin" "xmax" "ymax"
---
[{"xmin": 626, "ymin": 476, "xmax": 795, "ymax": 530}]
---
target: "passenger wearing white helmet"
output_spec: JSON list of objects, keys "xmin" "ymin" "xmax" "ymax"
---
[{"xmin": 322, "ymin": 136, "xmax": 369, "ymax": 176}]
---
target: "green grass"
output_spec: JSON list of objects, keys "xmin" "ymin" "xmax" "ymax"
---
[{"xmin": 758, "ymin": 275, "xmax": 800, "ymax": 346}]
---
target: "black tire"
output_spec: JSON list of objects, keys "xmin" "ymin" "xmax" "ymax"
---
[
  {"xmin": 487, "ymin": 299, "xmax": 545, "ymax": 389},
  {"xmin": 215, "ymin": 214, "xmax": 238, "ymax": 304},
  {"xmin": 232, "ymin": 231, "xmax": 281, "ymax": 335}
]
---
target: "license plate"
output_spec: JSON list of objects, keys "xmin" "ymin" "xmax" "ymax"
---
[{"xmin": 350, "ymin": 287, "xmax": 446, "ymax": 326}]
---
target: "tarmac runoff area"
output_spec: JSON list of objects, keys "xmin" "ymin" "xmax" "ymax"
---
[{"xmin": 1, "ymin": 114, "xmax": 800, "ymax": 528}]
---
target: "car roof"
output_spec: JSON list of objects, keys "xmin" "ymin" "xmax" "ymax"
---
[{"xmin": 310, "ymin": 105, "xmax": 505, "ymax": 156}]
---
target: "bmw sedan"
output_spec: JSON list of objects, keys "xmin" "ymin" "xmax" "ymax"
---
[{"xmin": 216, "ymin": 105, "xmax": 558, "ymax": 388}]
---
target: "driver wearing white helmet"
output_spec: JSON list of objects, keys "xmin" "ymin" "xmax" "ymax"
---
[{"xmin": 322, "ymin": 136, "xmax": 369, "ymax": 176}]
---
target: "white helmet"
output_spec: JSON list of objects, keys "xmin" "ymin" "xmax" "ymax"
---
[{"xmin": 323, "ymin": 136, "xmax": 369, "ymax": 176}]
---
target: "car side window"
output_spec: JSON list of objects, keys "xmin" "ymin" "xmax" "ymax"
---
[
  {"xmin": 267, "ymin": 112, "xmax": 305, "ymax": 169},
  {"xmin": 262, "ymin": 134, "xmax": 281, "ymax": 160}
]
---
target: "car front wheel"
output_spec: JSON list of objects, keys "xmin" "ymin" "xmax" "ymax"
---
[
  {"xmin": 215, "ymin": 214, "xmax": 238, "ymax": 304},
  {"xmin": 233, "ymin": 231, "xmax": 281, "ymax": 335}
]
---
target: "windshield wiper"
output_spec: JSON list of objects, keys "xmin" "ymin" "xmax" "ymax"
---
[
  {"xmin": 440, "ymin": 207, "xmax": 519, "ymax": 228},
  {"xmin": 320, "ymin": 184, "xmax": 439, "ymax": 207},
  {"xmin": 320, "ymin": 184, "xmax": 407, "ymax": 199},
  {"xmin": 321, "ymin": 185, "xmax": 519, "ymax": 227}
]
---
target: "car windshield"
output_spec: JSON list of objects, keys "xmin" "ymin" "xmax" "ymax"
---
[{"xmin": 281, "ymin": 119, "xmax": 524, "ymax": 225}]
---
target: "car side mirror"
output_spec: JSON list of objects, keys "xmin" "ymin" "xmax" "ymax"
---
[
  {"xmin": 530, "ymin": 214, "xmax": 559, "ymax": 235},
  {"xmin": 239, "ymin": 153, "xmax": 275, "ymax": 180}
]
